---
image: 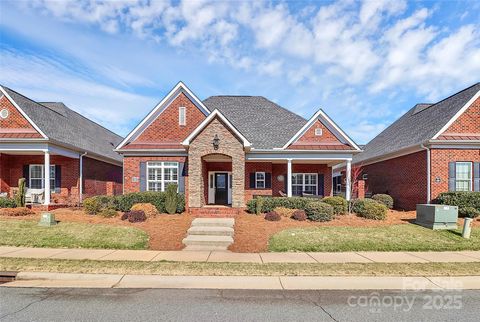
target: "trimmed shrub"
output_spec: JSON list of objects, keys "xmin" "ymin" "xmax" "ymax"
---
[
  {"xmin": 165, "ymin": 184, "xmax": 178, "ymax": 214},
  {"xmin": 131, "ymin": 203, "xmax": 159, "ymax": 218},
  {"xmin": 264, "ymin": 211, "xmax": 281, "ymax": 221},
  {"xmin": 83, "ymin": 196, "xmax": 117, "ymax": 215},
  {"xmin": 274, "ymin": 207, "xmax": 296, "ymax": 217},
  {"xmin": 372, "ymin": 194, "xmax": 394, "ymax": 209},
  {"xmin": 99, "ymin": 208, "xmax": 118, "ymax": 218},
  {"xmin": 0, "ymin": 198, "xmax": 16, "ymax": 209},
  {"xmin": 322, "ymin": 196, "xmax": 348, "ymax": 215},
  {"xmin": 247, "ymin": 197, "xmax": 316, "ymax": 214},
  {"xmin": 353, "ymin": 198, "xmax": 387, "ymax": 220},
  {"xmin": 0, "ymin": 207, "xmax": 34, "ymax": 216},
  {"xmin": 122, "ymin": 210, "xmax": 147, "ymax": 223},
  {"xmin": 255, "ymin": 197, "xmax": 264, "ymax": 215},
  {"xmin": 305, "ymin": 202, "xmax": 334, "ymax": 222},
  {"xmin": 116, "ymin": 191, "xmax": 185, "ymax": 214},
  {"xmin": 15, "ymin": 178, "xmax": 26, "ymax": 207},
  {"xmin": 459, "ymin": 207, "xmax": 480, "ymax": 218},
  {"xmin": 436, "ymin": 192, "xmax": 480, "ymax": 211},
  {"xmin": 291, "ymin": 209, "xmax": 307, "ymax": 221}
]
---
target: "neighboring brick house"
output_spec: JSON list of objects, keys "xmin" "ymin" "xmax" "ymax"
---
[
  {"xmin": 116, "ymin": 82, "xmax": 362, "ymax": 212},
  {"xmin": 0, "ymin": 85, "xmax": 123, "ymax": 208},
  {"xmin": 351, "ymin": 83, "xmax": 480, "ymax": 210}
]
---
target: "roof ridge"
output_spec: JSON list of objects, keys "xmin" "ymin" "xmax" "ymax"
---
[
  {"xmin": 1, "ymin": 85, "xmax": 64, "ymax": 117},
  {"xmin": 426, "ymin": 82, "xmax": 480, "ymax": 110}
]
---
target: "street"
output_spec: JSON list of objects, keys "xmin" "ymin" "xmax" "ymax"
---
[{"xmin": 1, "ymin": 287, "xmax": 479, "ymax": 321}]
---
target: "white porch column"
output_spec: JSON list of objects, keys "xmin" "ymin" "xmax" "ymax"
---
[
  {"xmin": 287, "ymin": 158, "xmax": 292, "ymax": 197},
  {"xmin": 345, "ymin": 159, "xmax": 351, "ymax": 201},
  {"xmin": 44, "ymin": 151, "xmax": 51, "ymax": 205}
]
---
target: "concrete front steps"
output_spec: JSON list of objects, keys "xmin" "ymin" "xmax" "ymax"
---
[
  {"xmin": 183, "ymin": 218, "xmax": 234, "ymax": 251},
  {"xmin": 189, "ymin": 207, "xmax": 240, "ymax": 217}
]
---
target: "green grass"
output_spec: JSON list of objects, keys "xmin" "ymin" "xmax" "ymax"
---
[
  {"xmin": 1, "ymin": 257, "xmax": 478, "ymax": 276},
  {"xmin": 0, "ymin": 220, "xmax": 149, "ymax": 250},
  {"xmin": 268, "ymin": 224, "xmax": 480, "ymax": 252}
]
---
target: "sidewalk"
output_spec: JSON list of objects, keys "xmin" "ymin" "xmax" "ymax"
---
[{"xmin": 1, "ymin": 246, "xmax": 480, "ymax": 263}]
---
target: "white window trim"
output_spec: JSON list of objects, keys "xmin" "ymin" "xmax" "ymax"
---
[
  {"xmin": 314, "ymin": 128, "xmax": 323, "ymax": 136},
  {"xmin": 29, "ymin": 164, "xmax": 55, "ymax": 191},
  {"xmin": 292, "ymin": 173, "xmax": 318, "ymax": 196},
  {"xmin": 255, "ymin": 172, "xmax": 265, "ymax": 189},
  {"xmin": 179, "ymin": 106, "xmax": 186, "ymax": 126},
  {"xmin": 146, "ymin": 161, "xmax": 178, "ymax": 192},
  {"xmin": 455, "ymin": 161, "xmax": 473, "ymax": 192}
]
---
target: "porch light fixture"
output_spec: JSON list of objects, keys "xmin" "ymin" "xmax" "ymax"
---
[{"xmin": 212, "ymin": 134, "xmax": 220, "ymax": 150}]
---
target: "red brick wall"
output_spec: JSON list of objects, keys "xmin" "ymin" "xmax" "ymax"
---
[
  {"xmin": 0, "ymin": 95, "xmax": 42, "ymax": 138},
  {"xmin": 132, "ymin": 93, "xmax": 206, "ymax": 145},
  {"xmin": 245, "ymin": 162, "xmax": 273, "ymax": 202},
  {"xmin": 443, "ymin": 97, "xmax": 480, "ymax": 134},
  {"xmin": 362, "ymin": 151, "xmax": 428, "ymax": 210},
  {"xmin": 430, "ymin": 148, "xmax": 480, "ymax": 200},
  {"xmin": 82, "ymin": 157, "xmax": 122, "ymax": 198},
  {"xmin": 288, "ymin": 119, "xmax": 349, "ymax": 149}
]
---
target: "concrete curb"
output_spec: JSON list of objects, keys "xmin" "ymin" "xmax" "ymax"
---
[{"xmin": 3, "ymin": 272, "xmax": 480, "ymax": 290}]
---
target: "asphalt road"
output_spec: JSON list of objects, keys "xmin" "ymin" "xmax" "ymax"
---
[{"xmin": 1, "ymin": 287, "xmax": 479, "ymax": 321}]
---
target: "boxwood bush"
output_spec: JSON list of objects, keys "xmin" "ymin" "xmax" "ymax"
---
[
  {"xmin": 353, "ymin": 198, "xmax": 387, "ymax": 220},
  {"xmin": 459, "ymin": 207, "xmax": 480, "ymax": 218},
  {"xmin": 0, "ymin": 198, "xmax": 17, "ymax": 209},
  {"xmin": 321, "ymin": 196, "xmax": 348, "ymax": 215},
  {"xmin": 247, "ymin": 197, "xmax": 315, "ymax": 214},
  {"xmin": 305, "ymin": 202, "xmax": 334, "ymax": 222},
  {"xmin": 372, "ymin": 194, "xmax": 394, "ymax": 209},
  {"xmin": 436, "ymin": 192, "xmax": 480, "ymax": 211},
  {"xmin": 83, "ymin": 196, "xmax": 117, "ymax": 215}
]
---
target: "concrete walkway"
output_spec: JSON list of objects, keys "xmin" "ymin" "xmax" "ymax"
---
[
  {"xmin": 1, "ymin": 246, "xmax": 480, "ymax": 263},
  {"xmin": 3, "ymin": 272, "xmax": 480, "ymax": 290}
]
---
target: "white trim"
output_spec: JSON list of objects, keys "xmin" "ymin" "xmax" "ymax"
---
[
  {"xmin": 291, "ymin": 173, "xmax": 318, "ymax": 196},
  {"xmin": 116, "ymin": 82, "xmax": 210, "ymax": 150},
  {"xmin": 207, "ymin": 171, "xmax": 232, "ymax": 205},
  {"xmin": 255, "ymin": 171, "xmax": 266, "ymax": 189},
  {"xmin": 431, "ymin": 89, "xmax": 480, "ymax": 140},
  {"xmin": 182, "ymin": 109, "xmax": 252, "ymax": 148},
  {"xmin": 247, "ymin": 152, "xmax": 353, "ymax": 161},
  {"xmin": 282, "ymin": 109, "xmax": 361, "ymax": 151},
  {"xmin": 429, "ymin": 143, "xmax": 480, "ymax": 149},
  {"xmin": 0, "ymin": 86, "xmax": 48, "ymax": 139},
  {"xmin": 345, "ymin": 159, "xmax": 351, "ymax": 201},
  {"xmin": 146, "ymin": 161, "xmax": 179, "ymax": 192}
]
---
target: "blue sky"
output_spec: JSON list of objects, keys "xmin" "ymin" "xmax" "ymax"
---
[{"xmin": 0, "ymin": 0, "xmax": 479, "ymax": 144}]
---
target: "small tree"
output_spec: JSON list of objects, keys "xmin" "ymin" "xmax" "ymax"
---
[
  {"xmin": 165, "ymin": 184, "xmax": 178, "ymax": 214},
  {"xmin": 16, "ymin": 178, "xmax": 26, "ymax": 207},
  {"xmin": 347, "ymin": 164, "xmax": 364, "ymax": 214},
  {"xmin": 255, "ymin": 197, "xmax": 264, "ymax": 215}
]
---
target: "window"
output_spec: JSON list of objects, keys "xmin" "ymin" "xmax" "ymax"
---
[
  {"xmin": 314, "ymin": 128, "xmax": 323, "ymax": 136},
  {"xmin": 147, "ymin": 162, "xmax": 178, "ymax": 192},
  {"xmin": 456, "ymin": 162, "xmax": 472, "ymax": 192},
  {"xmin": 292, "ymin": 173, "xmax": 317, "ymax": 196},
  {"xmin": 179, "ymin": 106, "xmax": 186, "ymax": 126},
  {"xmin": 255, "ymin": 172, "xmax": 265, "ymax": 189},
  {"xmin": 29, "ymin": 165, "xmax": 55, "ymax": 190}
]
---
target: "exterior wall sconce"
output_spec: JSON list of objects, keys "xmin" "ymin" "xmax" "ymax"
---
[{"xmin": 212, "ymin": 134, "xmax": 220, "ymax": 150}]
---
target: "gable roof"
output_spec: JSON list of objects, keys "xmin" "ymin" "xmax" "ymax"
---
[
  {"xmin": 1, "ymin": 86, "xmax": 123, "ymax": 163},
  {"xmin": 354, "ymin": 82, "xmax": 480, "ymax": 164},
  {"xmin": 203, "ymin": 96, "xmax": 307, "ymax": 149}
]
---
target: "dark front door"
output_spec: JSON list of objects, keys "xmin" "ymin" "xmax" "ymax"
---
[{"xmin": 215, "ymin": 173, "xmax": 228, "ymax": 205}]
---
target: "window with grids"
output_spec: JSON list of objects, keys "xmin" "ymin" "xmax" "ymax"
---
[
  {"xmin": 292, "ymin": 173, "xmax": 317, "ymax": 196},
  {"xmin": 29, "ymin": 165, "xmax": 55, "ymax": 190},
  {"xmin": 255, "ymin": 172, "xmax": 265, "ymax": 189},
  {"xmin": 147, "ymin": 162, "xmax": 178, "ymax": 192},
  {"xmin": 455, "ymin": 162, "xmax": 472, "ymax": 192}
]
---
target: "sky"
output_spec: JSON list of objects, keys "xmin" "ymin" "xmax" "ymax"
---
[{"xmin": 0, "ymin": 0, "xmax": 479, "ymax": 144}]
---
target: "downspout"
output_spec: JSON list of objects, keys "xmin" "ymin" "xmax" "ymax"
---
[
  {"xmin": 79, "ymin": 152, "xmax": 87, "ymax": 204},
  {"xmin": 420, "ymin": 144, "xmax": 430, "ymax": 204}
]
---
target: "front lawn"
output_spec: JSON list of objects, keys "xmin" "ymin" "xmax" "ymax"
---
[
  {"xmin": 0, "ymin": 220, "xmax": 149, "ymax": 250},
  {"xmin": 269, "ymin": 224, "xmax": 480, "ymax": 252}
]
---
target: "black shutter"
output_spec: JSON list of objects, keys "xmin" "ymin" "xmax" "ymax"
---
[
  {"xmin": 448, "ymin": 162, "xmax": 456, "ymax": 191},
  {"xmin": 265, "ymin": 173, "xmax": 272, "ymax": 189},
  {"xmin": 474, "ymin": 162, "xmax": 480, "ymax": 192},
  {"xmin": 23, "ymin": 165, "xmax": 29, "ymax": 188},
  {"xmin": 178, "ymin": 162, "xmax": 185, "ymax": 193},
  {"xmin": 139, "ymin": 162, "xmax": 147, "ymax": 192},
  {"xmin": 283, "ymin": 173, "xmax": 288, "ymax": 194},
  {"xmin": 318, "ymin": 174, "xmax": 324, "ymax": 197},
  {"xmin": 55, "ymin": 165, "xmax": 61, "ymax": 193},
  {"xmin": 249, "ymin": 173, "xmax": 256, "ymax": 189}
]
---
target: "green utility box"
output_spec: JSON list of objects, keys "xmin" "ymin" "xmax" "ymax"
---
[
  {"xmin": 416, "ymin": 204, "xmax": 458, "ymax": 230},
  {"xmin": 38, "ymin": 212, "xmax": 57, "ymax": 227}
]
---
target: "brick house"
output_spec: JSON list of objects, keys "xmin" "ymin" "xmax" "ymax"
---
[
  {"xmin": 352, "ymin": 83, "xmax": 480, "ymax": 210},
  {"xmin": 116, "ymin": 82, "xmax": 362, "ymax": 213},
  {"xmin": 0, "ymin": 85, "xmax": 123, "ymax": 208}
]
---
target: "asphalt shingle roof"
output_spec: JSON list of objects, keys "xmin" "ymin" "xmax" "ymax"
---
[
  {"xmin": 354, "ymin": 83, "xmax": 480, "ymax": 164},
  {"xmin": 2, "ymin": 86, "xmax": 122, "ymax": 162},
  {"xmin": 203, "ymin": 96, "xmax": 307, "ymax": 149}
]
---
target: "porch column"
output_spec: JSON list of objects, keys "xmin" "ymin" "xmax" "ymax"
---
[
  {"xmin": 287, "ymin": 158, "xmax": 292, "ymax": 197},
  {"xmin": 44, "ymin": 151, "xmax": 51, "ymax": 205},
  {"xmin": 345, "ymin": 159, "xmax": 351, "ymax": 201}
]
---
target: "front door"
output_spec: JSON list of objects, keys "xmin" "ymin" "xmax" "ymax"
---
[{"xmin": 215, "ymin": 173, "xmax": 228, "ymax": 205}]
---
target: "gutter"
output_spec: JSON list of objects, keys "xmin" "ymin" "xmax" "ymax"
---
[
  {"xmin": 420, "ymin": 143, "xmax": 431, "ymax": 204},
  {"xmin": 79, "ymin": 152, "xmax": 87, "ymax": 204}
]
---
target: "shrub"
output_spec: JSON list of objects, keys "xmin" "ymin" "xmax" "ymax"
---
[
  {"xmin": 255, "ymin": 197, "xmax": 264, "ymax": 215},
  {"xmin": 99, "ymin": 208, "xmax": 118, "ymax": 218},
  {"xmin": 264, "ymin": 211, "xmax": 281, "ymax": 221},
  {"xmin": 0, "ymin": 198, "xmax": 16, "ymax": 209},
  {"xmin": 274, "ymin": 207, "xmax": 296, "ymax": 217},
  {"xmin": 305, "ymin": 202, "xmax": 334, "ymax": 222},
  {"xmin": 120, "ymin": 212, "xmax": 129, "ymax": 221},
  {"xmin": 247, "ymin": 197, "xmax": 316, "ymax": 214},
  {"xmin": 83, "ymin": 196, "xmax": 116, "ymax": 215},
  {"xmin": 372, "ymin": 194, "xmax": 394, "ymax": 209},
  {"xmin": 291, "ymin": 209, "xmax": 307, "ymax": 221},
  {"xmin": 322, "ymin": 196, "xmax": 348, "ymax": 215},
  {"xmin": 353, "ymin": 198, "xmax": 387, "ymax": 220},
  {"xmin": 116, "ymin": 191, "xmax": 185, "ymax": 214},
  {"xmin": 0, "ymin": 207, "xmax": 34, "ymax": 216},
  {"xmin": 436, "ymin": 192, "xmax": 480, "ymax": 211},
  {"xmin": 131, "ymin": 203, "xmax": 159, "ymax": 218},
  {"xmin": 15, "ymin": 178, "xmax": 26, "ymax": 207},
  {"xmin": 122, "ymin": 210, "xmax": 147, "ymax": 223},
  {"xmin": 165, "ymin": 184, "xmax": 178, "ymax": 214},
  {"xmin": 459, "ymin": 207, "xmax": 480, "ymax": 218}
]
